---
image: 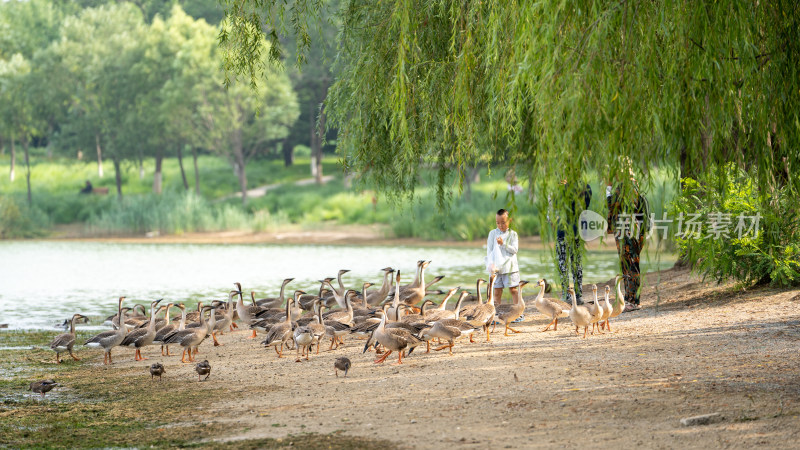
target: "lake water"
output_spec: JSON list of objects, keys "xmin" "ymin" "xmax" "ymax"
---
[{"xmin": 0, "ymin": 241, "xmax": 675, "ymax": 330}]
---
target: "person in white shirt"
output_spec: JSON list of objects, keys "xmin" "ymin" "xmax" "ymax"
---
[{"xmin": 486, "ymin": 209, "xmax": 522, "ymax": 317}]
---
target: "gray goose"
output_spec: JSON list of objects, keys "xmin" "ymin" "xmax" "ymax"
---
[
  {"xmin": 84, "ymin": 297, "xmax": 127, "ymax": 364},
  {"xmin": 370, "ymin": 304, "xmax": 422, "ymax": 364},
  {"xmin": 234, "ymin": 282, "xmax": 259, "ymax": 338},
  {"xmin": 493, "ymin": 280, "xmax": 531, "ymax": 336},
  {"xmin": 533, "ymin": 279, "xmax": 569, "ymax": 331},
  {"xmin": 49, "ymin": 313, "xmax": 87, "ymax": 363},
  {"xmin": 334, "ymin": 357, "xmax": 351, "ymax": 377},
  {"xmin": 154, "ymin": 303, "xmax": 186, "ymax": 356},
  {"xmin": 365, "ymin": 267, "xmax": 394, "ymax": 306},
  {"xmin": 423, "ymin": 287, "xmax": 460, "ymax": 322},
  {"xmin": 255, "ymin": 278, "xmax": 294, "ymax": 308},
  {"xmin": 120, "ymin": 300, "xmax": 164, "ymax": 361},
  {"xmin": 164, "ymin": 306, "xmax": 213, "ymax": 363},
  {"xmin": 463, "ymin": 273, "xmax": 498, "ymax": 342},
  {"xmin": 261, "ymin": 291, "xmax": 303, "ymax": 358}
]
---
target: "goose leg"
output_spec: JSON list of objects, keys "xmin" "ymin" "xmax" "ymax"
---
[
  {"xmin": 449, "ymin": 342, "xmax": 454, "ymax": 356},
  {"xmin": 582, "ymin": 326, "xmax": 588, "ymax": 339},
  {"xmin": 212, "ymin": 332, "xmax": 221, "ymax": 346},
  {"xmin": 554, "ymin": 318, "xmax": 558, "ymax": 331},
  {"xmin": 249, "ymin": 330, "xmax": 257, "ymax": 339},
  {"xmin": 69, "ymin": 349, "xmax": 80, "ymax": 361},
  {"xmin": 374, "ymin": 350, "xmax": 392, "ymax": 364},
  {"xmin": 295, "ymin": 345, "xmax": 301, "ymax": 362},
  {"xmin": 606, "ymin": 319, "xmax": 613, "ymax": 332},
  {"xmin": 139, "ymin": 349, "xmax": 148, "ymax": 360},
  {"xmin": 396, "ymin": 351, "xmax": 404, "ymax": 364},
  {"xmin": 542, "ymin": 318, "xmax": 556, "ymax": 332},
  {"xmin": 507, "ymin": 325, "xmax": 521, "ymax": 334},
  {"xmin": 55, "ymin": 352, "xmax": 61, "ymax": 364},
  {"xmin": 108, "ymin": 351, "xmax": 113, "ymax": 365},
  {"xmin": 486, "ymin": 325, "xmax": 491, "ymax": 342},
  {"xmin": 181, "ymin": 349, "xmax": 188, "ymax": 363}
]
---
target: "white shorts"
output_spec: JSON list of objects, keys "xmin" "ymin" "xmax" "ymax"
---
[{"xmin": 494, "ymin": 272, "xmax": 520, "ymax": 289}]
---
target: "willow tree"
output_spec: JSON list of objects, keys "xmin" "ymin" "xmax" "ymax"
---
[{"xmin": 221, "ymin": 1, "xmax": 800, "ymax": 285}]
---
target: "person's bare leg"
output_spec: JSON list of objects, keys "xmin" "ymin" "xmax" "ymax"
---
[
  {"xmin": 493, "ymin": 287, "xmax": 504, "ymax": 307},
  {"xmin": 509, "ymin": 286, "xmax": 520, "ymax": 305}
]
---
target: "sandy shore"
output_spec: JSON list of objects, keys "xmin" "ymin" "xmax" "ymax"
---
[{"xmin": 37, "ymin": 265, "xmax": 799, "ymax": 448}]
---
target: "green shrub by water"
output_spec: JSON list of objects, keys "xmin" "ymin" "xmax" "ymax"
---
[{"xmin": 672, "ymin": 169, "xmax": 800, "ymax": 287}]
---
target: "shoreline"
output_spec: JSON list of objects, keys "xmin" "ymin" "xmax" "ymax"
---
[
  {"xmin": 42, "ymin": 223, "xmax": 627, "ymax": 251},
  {"xmin": 3, "ymin": 264, "xmax": 800, "ymax": 448}
]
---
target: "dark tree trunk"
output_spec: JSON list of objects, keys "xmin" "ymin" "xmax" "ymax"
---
[
  {"xmin": 23, "ymin": 135, "xmax": 31, "ymax": 206},
  {"xmin": 153, "ymin": 150, "xmax": 163, "ymax": 194},
  {"xmin": 192, "ymin": 147, "xmax": 200, "ymax": 195},
  {"xmin": 177, "ymin": 144, "xmax": 189, "ymax": 190},
  {"xmin": 113, "ymin": 157, "xmax": 123, "ymax": 199},
  {"xmin": 282, "ymin": 137, "xmax": 294, "ymax": 167}
]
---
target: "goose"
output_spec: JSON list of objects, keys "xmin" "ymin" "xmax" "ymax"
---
[
  {"xmin": 120, "ymin": 301, "xmax": 165, "ymax": 361},
  {"xmin": 234, "ymin": 282, "xmax": 259, "ymax": 338},
  {"xmin": 585, "ymin": 284, "xmax": 605, "ymax": 334},
  {"xmin": 534, "ymin": 280, "xmax": 569, "ymax": 331},
  {"xmin": 419, "ymin": 320, "xmax": 462, "ymax": 355},
  {"xmin": 567, "ymin": 287, "xmax": 592, "ymax": 338},
  {"xmin": 352, "ymin": 282, "xmax": 374, "ymax": 307},
  {"xmin": 49, "ymin": 313, "xmax": 87, "ymax": 363},
  {"xmin": 605, "ymin": 275, "xmax": 626, "ymax": 332},
  {"xmin": 84, "ymin": 297, "xmax": 127, "ymax": 365},
  {"xmin": 211, "ymin": 291, "xmax": 240, "ymax": 345},
  {"xmin": 164, "ymin": 306, "xmax": 213, "ymax": 363},
  {"xmin": 255, "ymin": 278, "xmax": 294, "ymax": 308},
  {"xmin": 119, "ymin": 303, "xmax": 148, "ymax": 330},
  {"xmin": 154, "ymin": 303, "xmax": 186, "ymax": 356},
  {"xmin": 401, "ymin": 260, "xmax": 429, "ymax": 290},
  {"xmin": 368, "ymin": 304, "xmax": 422, "ymax": 364},
  {"xmin": 464, "ymin": 273, "xmax": 498, "ymax": 342},
  {"xmin": 321, "ymin": 269, "xmax": 350, "ymax": 304},
  {"xmin": 399, "ymin": 300, "xmax": 435, "ymax": 323},
  {"xmin": 195, "ymin": 360, "xmax": 211, "ymax": 381},
  {"xmin": 150, "ymin": 363, "xmax": 165, "ymax": 381},
  {"xmin": 320, "ymin": 304, "xmax": 352, "ymax": 350},
  {"xmin": 385, "ymin": 270, "xmax": 404, "ymax": 321},
  {"xmin": 298, "ymin": 279, "xmax": 334, "ymax": 311},
  {"xmin": 262, "ymin": 291, "xmax": 303, "ymax": 358},
  {"xmin": 29, "ymin": 380, "xmax": 58, "ymax": 398},
  {"xmin": 293, "ymin": 323, "xmax": 314, "ymax": 362},
  {"xmin": 334, "ymin": 357, "xmax": 351, "ymax": 377},
  {"xmin": 599, "ymin": 285, "xmax": 613, "ymax": 331},
  {"xmin": 322, "ymin": 290, "xmax": 357, "ymax": 325},
  {"xmin": 365, "ymin": 268, "xmax": 394, "ymax": 306},
  {"xmin": 307, "ymin": 300, "xmax": 328, "ymax": 354},
  {"xmin": 458, "ymin": 278, "xmax": 487, "ymax": 318},
  {"xmin": 493, "ymin": 280, "xmax": 531, "ymax": 336},
  {"xmin": 433, "ymin": 292, "xmax": 480, "ymax": 344},
  {"xmin": 135, "ymin": 299, "xmax": 165, "ymax": 329},
  {"xmin": 423, "ymin": 287, "xmax": 460, "ymax": 322}
]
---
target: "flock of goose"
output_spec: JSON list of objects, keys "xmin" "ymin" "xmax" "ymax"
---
[{"xmin": 44, "ymin": 260, "xmax": 628, "ymax": 384}]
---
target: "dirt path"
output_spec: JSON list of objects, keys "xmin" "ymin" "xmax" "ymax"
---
[{"xmin": 88, "ymin": 266, "xmax": 800, "ymax": 448}]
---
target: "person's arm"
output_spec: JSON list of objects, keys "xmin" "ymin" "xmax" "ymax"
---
[{"xmin": 504, "ymin": 230, "xmax": 519, "ymax": 256}]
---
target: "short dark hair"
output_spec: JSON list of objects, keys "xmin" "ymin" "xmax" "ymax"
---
[{"xmin": 497, "ymin": 209, "xmax": 508, "ymax": 217}]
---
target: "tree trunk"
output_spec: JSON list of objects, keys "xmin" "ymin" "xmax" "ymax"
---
[
  {"xmin": 192, "ymin": 147, "xmax": 200, "ymax": 195},
  {"xmin": 95, "ymin": 134, "xmax": 104, "ymax": 178},
  {"xmin": 314, "ymin": 107, "xmax": 326, "ymax": 184},
  {"xmin": 113, "ymin": 157, "xmax": 123, "ymax": 199},
  {"xmin": 232, "ymin": 127, "xmax": 248, "ymax": 205},
  {"xmin": 177, "ymin": 144, "xmax": 189, "ymax": 190},
  {"xmin": 23, "ymin": 135, "xmax": 31, "ymax": 206},
  {"xmin": 9, "ymin": 131, "xmax": 15, "ymax": 182},
  {"xmin": 153, "ymin": 150, "xmax": 163, "ymax": 194},
  {"xmin": 282, "ymin": 138, "xmax": 294, "ymax": 167}
]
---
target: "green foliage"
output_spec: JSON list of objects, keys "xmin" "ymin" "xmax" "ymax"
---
[
  {"xmin": 0, "ymin": 196, "xmax": 49, "ymax": 238},
  {"xmin": 672, "ymin": 170, "xmax": 800, "ymax": 287},
  {"xmin": 86, "ymin": 189, "xmax": 285, "ymax": 235}
]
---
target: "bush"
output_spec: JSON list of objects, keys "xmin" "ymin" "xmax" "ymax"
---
[
  {"xmin": 671, "ymin": 169, "xmax": 800, "ymax": 287},
  {"xmin": 0, "ymin": 196, "xmax": 50, "ymax": 238}
]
